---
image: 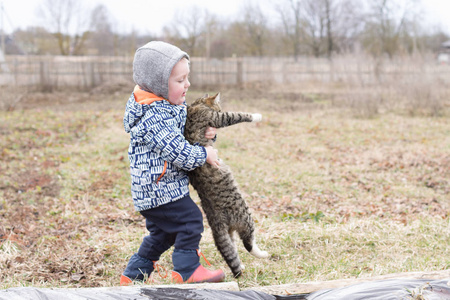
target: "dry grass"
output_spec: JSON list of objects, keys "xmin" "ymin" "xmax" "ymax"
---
[{"xmin": 0, "ymin": 84, "xmax": 449, "ymax": 290}]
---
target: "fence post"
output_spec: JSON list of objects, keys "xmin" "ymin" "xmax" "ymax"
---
[
  {"xmin": 236, "ymin": 59, "xmax": 243, "ymax": 88},
  {"xmin": 90, "ymin": 61, "xmax": 96, "ymax": 88},
  {"xmin": 40, "ymin": 61, "xmax": 52, "ymax": 92}
]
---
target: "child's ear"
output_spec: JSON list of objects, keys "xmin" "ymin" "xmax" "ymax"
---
[{"xmin": 214, "ymin": 93, "xmax": 221, "ymax": 104}]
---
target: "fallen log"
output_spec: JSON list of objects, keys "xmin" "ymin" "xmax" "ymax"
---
[
  {"xmin": 0, "ymin": 282, "xmax": 240, "ymax": 300},
  {"xmin": 148, "ymin": 281, "xmax": 239, "ymax": 291},
  {"xmin": 248, "ymin": 269, "xmax": 450, "ymax": 295}
]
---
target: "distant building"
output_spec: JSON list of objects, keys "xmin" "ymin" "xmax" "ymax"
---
[{"xmin": 437, "ymin": 40, "xmax": 450, "ymax": 64}]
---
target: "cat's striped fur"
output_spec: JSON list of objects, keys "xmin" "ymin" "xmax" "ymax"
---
[{"xmin": 185, "ymin": 93, "xmax": 268, "ymax": 277}]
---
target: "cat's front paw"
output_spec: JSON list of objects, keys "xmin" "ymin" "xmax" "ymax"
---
[{"xmin": 251, "ymin": 113, "xmax": 262, "ymax": 122}]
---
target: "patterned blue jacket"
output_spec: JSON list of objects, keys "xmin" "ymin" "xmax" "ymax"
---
[{"xmin": 123, "ymin": 92, "xmax": 207, "ymax": 211}]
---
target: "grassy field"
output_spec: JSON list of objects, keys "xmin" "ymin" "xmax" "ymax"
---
[{"xmin": 0, "ymin": 84, "xmax": 449, "ymax": 290}]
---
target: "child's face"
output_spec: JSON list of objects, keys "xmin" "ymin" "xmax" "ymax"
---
[{"xmin": 168, "ymin": 58, "xmax": 190, "ymax": 105}]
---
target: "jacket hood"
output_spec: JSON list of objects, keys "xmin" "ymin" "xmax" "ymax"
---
[
  {"xmin": 123, "ymin": 86, "xmax": 166, "ymax": 133},
  {"xmin": 133, "ymin": 41, "xmax": 189, "ymax": 100}
]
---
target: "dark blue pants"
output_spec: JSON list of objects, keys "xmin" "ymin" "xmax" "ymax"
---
[
  {"xmin": 138, "ymin": 194, "xmax": 204, "ymax": 261},
  {"xmin": 123, "ymin": 195, "xmax": 205, "ymax": 281}
]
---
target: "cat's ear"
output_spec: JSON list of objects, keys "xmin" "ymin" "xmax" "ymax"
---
[
  {"xmin": 203, "ymin": 94, "xmax": 209, "ymax": 98},
  {"xmin": 214, "ymin": 93, "xmax": 221, "ymax": 104}
]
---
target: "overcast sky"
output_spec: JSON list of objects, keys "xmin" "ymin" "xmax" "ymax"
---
[{"xmin": 1, "ymin": 0, "xmax": 449, "ymax": 35}]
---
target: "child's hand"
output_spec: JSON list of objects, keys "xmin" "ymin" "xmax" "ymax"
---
[
  {"xmin": 205, "ymin": 127, "xmax": 217, "ymax": 139},
  {"xmin": 205, "ymin": 146, "xmax": 220, "ymax": 168}
]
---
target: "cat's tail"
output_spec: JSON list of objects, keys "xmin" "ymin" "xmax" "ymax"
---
[{"xmin": 212, "ymin": 227, "xmax": 244, "ymax": 277}]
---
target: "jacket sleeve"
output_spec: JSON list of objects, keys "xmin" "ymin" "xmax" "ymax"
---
[{"xmin": 130, "ymin": 106, "xmax": 207, "ymax": 171}]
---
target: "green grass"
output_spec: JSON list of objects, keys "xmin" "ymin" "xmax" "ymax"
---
[{"xmin": 0, "ymin": 88, "xmax": 449, "ymax": 290}]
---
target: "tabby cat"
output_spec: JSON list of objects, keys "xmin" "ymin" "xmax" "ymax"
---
[{"xmin": 185, "ymin": 93, "xmax": 269, "ymax": 277}]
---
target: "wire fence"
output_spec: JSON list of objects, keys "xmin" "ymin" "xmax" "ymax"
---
[{"xmin": 1, "ymin": 55, "xmax": 449, "ymax": 90}]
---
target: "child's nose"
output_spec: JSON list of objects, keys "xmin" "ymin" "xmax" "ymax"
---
[{"xmin": 185, "ymin": 79, "xmax": 191, "ymax": 88}]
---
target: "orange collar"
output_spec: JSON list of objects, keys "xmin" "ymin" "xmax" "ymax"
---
[{"xmin": 133, "ymin": 85, "xmax": 166, "ymax": 105}]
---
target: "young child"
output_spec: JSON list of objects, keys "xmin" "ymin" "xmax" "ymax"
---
[{"xmin": 121, "ymin": 41, "xmax": 225, "ymax": 285}]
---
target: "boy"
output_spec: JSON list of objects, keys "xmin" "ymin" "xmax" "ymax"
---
[{"xmin": 121, "ymin": 41, "xmax": 224, "ymax": 285}]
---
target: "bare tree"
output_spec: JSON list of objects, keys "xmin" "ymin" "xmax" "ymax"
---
[
  {"xmin": 201, "ymin": 11, "xmax": 222, "ymax": 58},
  {"xmin": 275, "ymin": 0, "xmax": 329, "ymax": 58},
  {"xmin": 88, "ymin": 4, "xmax": 116, "ymax": 55},
  {"xmin": 303, "ymin": 0, "xmax": 327, "ymax": 57},
  {"xmin": 37, "ymin": 0, "xmax": 92, "ymax": 55},
  {"xmin": 306, "ymin": 0, "xmax": 365, "ymax": 57},
  {"xmin": 241, "ymin": 3, "xmax": 269, "ymax": 56},
  {"xmin": 331, "ymin": 0, "xmax": 365, "ymax": 53},
  {"xmin": 163, "ymin": 6, "xmax": 207, "ymax": 56},
  {"xmin": 225, "ymin": 3, "xmax": 270, "ymax": 57},
  {"xmin": 324, "ymin": 0, "xmax": 333, "ymax": 57},
  {"xmin": 362, "ymin": 0, "xmax": 421, "ymax": 57},
  {"xmin": 274, "ymin": 0, "xmax": 366, "ymax": 58},
  {"xmin": 275, "ymin": 0, "xmax": 304, "ymax": 60}
]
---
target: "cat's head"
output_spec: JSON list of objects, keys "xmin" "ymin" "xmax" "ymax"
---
[{"xmin": 190, "ymin": 93, "xmax": 222, "ymax": 112}]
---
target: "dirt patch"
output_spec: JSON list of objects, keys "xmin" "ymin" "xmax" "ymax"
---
[{"xmin": 17, "ymin": 170, "xmax": 60, "ymax": 198}]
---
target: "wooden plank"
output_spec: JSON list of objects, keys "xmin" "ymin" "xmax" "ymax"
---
[
  {"xmin": 0, "ymin": 282, "xmax": 240, "ymax": 300},
  {"xmin": 144, "ymin": 281, "xmax": 240, "ymax": 291},
  {"xmin": 247, "ymin": 269, "xmax": 450, "ymax": 295}
]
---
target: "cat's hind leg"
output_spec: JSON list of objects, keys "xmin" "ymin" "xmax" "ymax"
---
[
  {"xmin": 249, "ymin": 240, "xmax": 269, "ymax": 258},
  {"xmin": 238, "ymin": 222, "xmax": 269, "ymax": 259}
]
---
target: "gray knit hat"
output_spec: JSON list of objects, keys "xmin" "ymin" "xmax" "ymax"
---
[{"xmin": 133, "ymin": 41, "xmax": 189, "ymax": 99}]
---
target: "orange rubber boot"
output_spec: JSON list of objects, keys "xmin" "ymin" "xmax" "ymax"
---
[
  {"xmin": 171, "ymin": 265, "xmax": 225, "ymax": 283},
  {"xmin": 120, "ymin": 274, "xmax": 133, "ymax": 286}
]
